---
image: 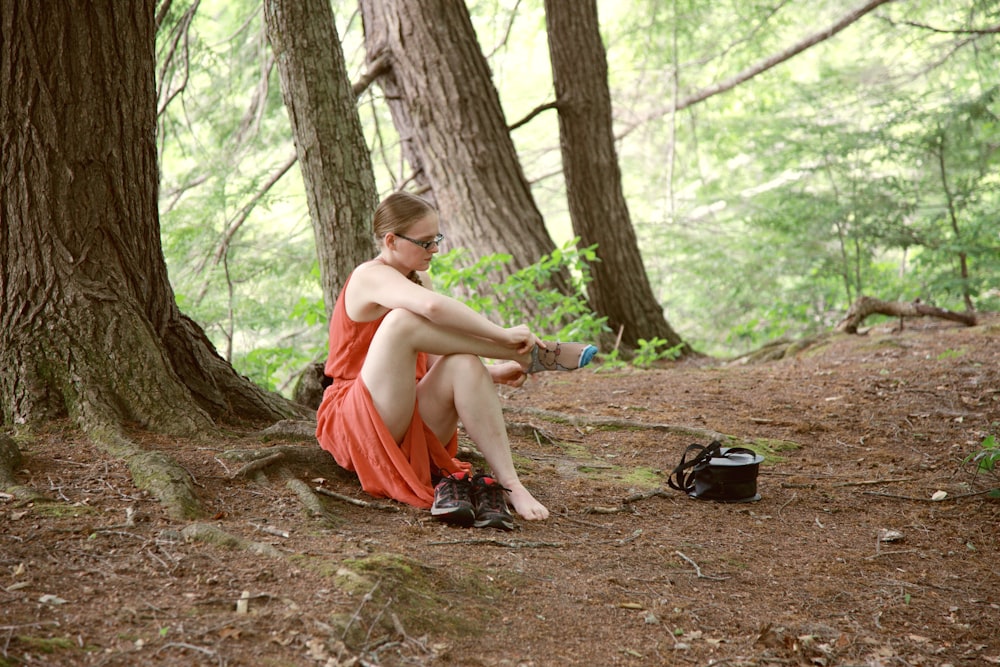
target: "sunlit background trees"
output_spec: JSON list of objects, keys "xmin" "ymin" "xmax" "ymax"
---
[{"xmin": 156, "ymin": 0, "xmax": 1000, "ymax": 393}]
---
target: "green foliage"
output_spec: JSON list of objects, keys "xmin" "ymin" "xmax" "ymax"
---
[
  {"xmin": 964, "ymin": 434, "xmax": 999, "ymax": 475},
  {"xmin": 632, "ymin": 337, "xmax": 684, "ymax": 369},
  {"xmin": 430, "ymin": 239, "xmax": 609, "ymax": 343},
  {"xmin": 156, "ymin": 0, "xmax": 1000, "ymax": 387}
]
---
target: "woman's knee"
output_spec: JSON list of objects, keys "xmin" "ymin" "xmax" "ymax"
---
[
  {"xmin": 375, "ymin": 308, "xmax": 427, "ymax": 343},
  {"xmin": 382, "ymin": 308, "xmax": 423, "ymax": 330}
]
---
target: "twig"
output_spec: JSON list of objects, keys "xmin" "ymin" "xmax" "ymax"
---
[
  {"xmin": 154, "ymin": 642, "xmax": 216, "ymax": 658},
  {"xmin": 314, "ymin": 486, "xmax": 398, "ymax": 511},
  {"xmin": 833, "ymin": 477, "xmax": 917, "ymax": 487},
  {"xmin": 584, "ymin": 505, "xmax": 632, "ymax": 515},
  {"xmin": 342, "ymin": 580, "xmax": 381, "ymax": 641},
  {"xmin": 428, "ymin": 538, "xmax": 564, "ymax": 548},
  {"xmin": 623, "ymin": 489, "xmax": 674, "ymax": 504},
  {"xmin": 778, "ymin": 491, "xmax": 798, "ymax": 514},
  {"xmin": 675, "ymin": 550, "xmax": 729, "ymax": 581},
  {"xmin": 615, "ymin": 529, "xmax": 643, "ymax": 546},
  {"xmin": 865, "ymin": 549, "xmax": 918, "ymax": 560},
  {"xmin": 554, "ymin": 511, "xmax": 611, "ymax": 529}
]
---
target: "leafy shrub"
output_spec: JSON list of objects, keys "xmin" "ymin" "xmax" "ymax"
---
[
  {"xmin": 964, "ymin": 433, "xmax": 1000, "ymax": 498},
  {"xmin": 429, "ymin": 238, "xmax": 609, "ymax": 343}
]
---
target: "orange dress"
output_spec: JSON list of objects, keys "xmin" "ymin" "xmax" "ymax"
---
[{"xmin": 315, "ymin": 273, "xmax": 470, "ymax": 508}]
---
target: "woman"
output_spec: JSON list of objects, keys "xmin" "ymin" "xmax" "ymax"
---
[{"xmin": 315, "ymin": 192, "xmax": 597, "ymax": 530}]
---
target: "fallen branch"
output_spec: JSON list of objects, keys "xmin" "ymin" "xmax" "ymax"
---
[
  {"xmin": 428, "ymin": 538, "xmax": 564, "ymax": 548},
  {"xmin": 836, "ymin": 295, "xmax": 976, "ymax": 334},
  {"xmin": 314, "ymin": 486, "xmax": 399, "ymax": 512}
]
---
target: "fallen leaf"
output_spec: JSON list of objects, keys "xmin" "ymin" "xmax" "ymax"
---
[
  {"xmin": 617, "ymin": 601, "xmax": 643, "ymax": 609},
  {"xmin": 38, "ymin": 594, "xmax": 68, "ymax": 605}
]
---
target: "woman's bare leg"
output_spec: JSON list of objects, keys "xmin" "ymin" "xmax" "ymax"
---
[
  {"xmin": 360, "ymin": 309, "xmax": 530, "ymax": 440},
  {"xmin": 360, "ymin": 310, "xmax": 547, "ymax": 519},
  {"xmin": 416, "ymin": 354, "xmax": 548, "ymax": 520}
]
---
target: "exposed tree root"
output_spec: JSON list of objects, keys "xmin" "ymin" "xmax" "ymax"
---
[
  {"xmin": 0, "ymin": 433, "xmax": 46, "ymax": 503},
  {"xmin": 256, "ymin": 419, "xmax": 320, "ymax": 440},
  {"xmin": 180, "ymin": 522, "xmax": 284, "ymax": 558},
  {"xmin": 222, "ymin": 443, "xmax": 356, "ymax": 482},
  {"xmin": 89, "ymin": 429, "xmax": 204, "ymax": 520},
  {"xmin": 503, "ymin": 406, "xmax": 728, "ymax": 442},
  {"xmin": 284, "ymin": 473, "xmax": 342, "ymax": 526},
  {"xmin": 220, "ymin": 445, "xmax": 352, "ymax": 525}
]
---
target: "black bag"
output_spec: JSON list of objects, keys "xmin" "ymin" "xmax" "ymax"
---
[{"xmin": 667, "ymin": 440, "xmax": 763, "ymax": 502}]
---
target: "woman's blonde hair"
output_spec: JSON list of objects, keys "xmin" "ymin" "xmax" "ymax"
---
[
  {"xmin": 373, "ymin": 191, "xmax": 435, "ymax": 285},
  {"xmin": 373, "ymin": 191, "xmax": 435, "ymax": 240}
]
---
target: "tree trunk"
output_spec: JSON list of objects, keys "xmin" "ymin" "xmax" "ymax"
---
[
  {"xmin": 0, "ymin": 2, "xmax": 294, "ymax": 435},
  {"xmin": 544, "ymin": 0, "xmax": 689, "ymax": 353},
  {"xmin": 357, "ymin": 0, "xmax": 577, "ymax": 311},
  {"xmin": 264, "ymin": 0, "xmax": 379, "ymax": 310}
]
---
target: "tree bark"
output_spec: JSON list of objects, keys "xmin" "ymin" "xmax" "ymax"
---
[
  {"xmin": 357, "ymin": 0, "xmax": 576, "ymax": 312},
  {"xmin": 544, "ymin": 0, "xmax": 689, "ymax": 353},
  {"xmin": 264, "ymin": 0, "xmax": 379, "ymax": 310},
  {"xmin": 836, "ymin": 296, "xmax": 977, "ymax": 334},
  {"xmin": 0, "ymin": 2, "xmax": 295, "ymax": 434}
]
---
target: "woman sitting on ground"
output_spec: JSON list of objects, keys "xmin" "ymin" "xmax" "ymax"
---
[{"xmin": 315, "ymin": 191, "xmax": 597, "ymax": 530}]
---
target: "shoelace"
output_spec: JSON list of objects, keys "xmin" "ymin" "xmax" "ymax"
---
[
  {"xmin": 435, "ymin": 473, "xmax": 470, "ymax": 503},
  {"xmin": 472, "ymin": 476, "xmax": 510, "ymax": 511}
]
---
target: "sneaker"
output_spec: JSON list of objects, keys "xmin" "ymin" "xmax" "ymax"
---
[
  {"xmin": 431, "ymin": 471, "xmax": 475, "ymax": 526},
  {"xmin": 471, "ymin": 474, "xmax": 514, "ymax": 531},
  {"xmin": 525, "ymin": 341, "xmax": 598, "ymax": 374}
]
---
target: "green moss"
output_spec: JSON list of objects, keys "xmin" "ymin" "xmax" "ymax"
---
[
  {"xmin": 738, "ymin": 438, "xmax": 801, "ymax": 463},
  {"xmin": 333, "ymin": 552, "xmax": 501, "ymax": 644},
  {"xmin": 29, "ymin": 502, "xmax": 97, "ymax": 518},
  {"xmin": 620, "ymin": 467, "xmax": 662, "ymax": 488},
  {"xmin": 16, "ymin": 636, "xmax": 75, "ymax": 653}
]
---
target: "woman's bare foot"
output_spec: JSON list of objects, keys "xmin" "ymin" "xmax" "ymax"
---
[
  {"xmin": 504, "ymin": 482, "xmax": 549, "ymax": 520},
  {"xmin": 524, "ymin": 341, "xmax": 598, "ymax": 374}
]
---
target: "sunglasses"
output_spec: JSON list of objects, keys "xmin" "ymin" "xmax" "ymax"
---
[{"xmin": 396, "ymin": 233, "xmax": 444, "ymax": 250}]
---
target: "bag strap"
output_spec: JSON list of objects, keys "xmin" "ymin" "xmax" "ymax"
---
[
  {"xmin": 719, "ymin": 446, "xmax": 757, "ymax": 459},
  {"xmin": 667, "ymin": 440, "xmax": 723, "ymax": 493}
]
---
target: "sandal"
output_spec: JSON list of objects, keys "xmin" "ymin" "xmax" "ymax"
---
[{"xmin": 525, "ymin": 341, "xmax": 598, "ymax": 374}]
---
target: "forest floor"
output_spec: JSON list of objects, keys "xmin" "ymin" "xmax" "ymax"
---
[{"xmin": 2, "ymin": 314, "xmax": 999, "ymax": 667}]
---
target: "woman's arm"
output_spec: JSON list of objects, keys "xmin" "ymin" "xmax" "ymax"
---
[{"xmin": 349, "ymin": 263, "xmax": 535, "ymax": 351}]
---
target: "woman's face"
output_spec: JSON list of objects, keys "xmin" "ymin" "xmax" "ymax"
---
[{"xmin": 390, "ymin": 212, "xmax": 442, "ymax": 271}]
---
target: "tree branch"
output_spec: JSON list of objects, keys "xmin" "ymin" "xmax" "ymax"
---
[
  {"xmin": 619, "ymin": 0, "xmax": 895, "ymax": 139},
  {"xmin": 352, "ymin": 53, "xmax": 390, "ymax": 98},
  {"xmin": 509, "ymin": 101, "xmax": 559, "ymax": 132}
]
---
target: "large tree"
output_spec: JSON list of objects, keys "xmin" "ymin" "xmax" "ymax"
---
[
  {"xmin": 263, "ymin": 0, "xmax": 378, "ymax": 310},
  {"xmin": 357, "ymin": 0, "xmax": 577, "ymax": 307},
  {"xmin": 1, "ymin": 1, "xmax": 295, "ymax": 515},
  {"xmin": 544, "ymin": 0, "xmax": 688, "ymax": 352}
]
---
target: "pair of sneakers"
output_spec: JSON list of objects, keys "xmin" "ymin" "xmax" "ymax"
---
[{"xmin": 431, "ymin": 471, "xmax": 513, "ymax": 531}]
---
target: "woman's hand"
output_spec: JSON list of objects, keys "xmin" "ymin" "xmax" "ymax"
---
[
  {"xmin": 489, "ymin": 361, "xmax": 528, "ymax": 388},
  {"xmin": 504, "ymin": 325, "xmax": 541, "ymax": 355}
]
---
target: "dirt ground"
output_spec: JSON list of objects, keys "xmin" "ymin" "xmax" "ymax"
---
[{"xmin": 2, "ymin": 314, "xmax": 999, "ymax": 667}]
